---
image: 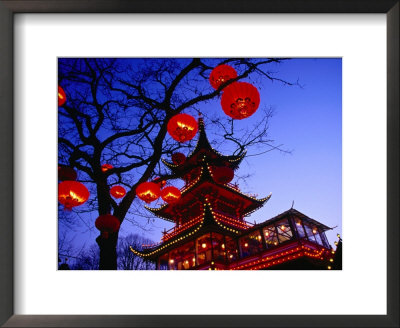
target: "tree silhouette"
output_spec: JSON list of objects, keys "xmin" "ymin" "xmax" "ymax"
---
[
  {"xmin": 117, "ymin": 234, "xmax": 156, "ymax": 270},
  {"xmin": 58, "ymin": 58, "xmax": 295, "ymax": 269}
]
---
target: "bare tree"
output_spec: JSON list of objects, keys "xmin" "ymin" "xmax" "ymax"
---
[
  {"xmin": 70, "ymin": 245, "xmax": 100, "ymax": 270},
  {"xmin": 117, "ymin": 234, "xmax": 156, "ymax": 270},
  {"xmin": 58, "ymin": 58, "xmax": 295, "ymax": 269}
]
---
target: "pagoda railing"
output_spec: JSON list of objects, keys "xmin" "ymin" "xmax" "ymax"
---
[
  {"xmin": 213, "ymin": 210, "xmax": 254, "ymax": 229},
  {"xmin": 161, "ymin": 215, "xmax": 203, "ymax": 242}
]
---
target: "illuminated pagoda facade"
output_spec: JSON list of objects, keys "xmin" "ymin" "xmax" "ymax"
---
[{"xmin": 130, "ymin": 119, "xmax": 335, "ymax": 270}]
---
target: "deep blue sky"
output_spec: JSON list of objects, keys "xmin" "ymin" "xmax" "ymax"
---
[{"xmin": 59, "ymin": 58, "xmax": 342, "ymax": 259}]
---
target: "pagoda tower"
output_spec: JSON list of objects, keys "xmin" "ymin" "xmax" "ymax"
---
[{"xmin": 131, "ymin": 119, "xmax": 336, "ymax": 270}]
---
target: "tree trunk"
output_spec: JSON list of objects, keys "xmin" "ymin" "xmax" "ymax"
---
[{"xmin": 96, "ymin": 232, "xmax": 118, "ymax": 270}]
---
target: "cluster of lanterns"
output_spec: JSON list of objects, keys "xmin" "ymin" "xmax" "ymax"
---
[
  {"xmin": 136, "ymin": 180, "xmax": 182, "ymax": 205},
  {"xmin": 165, "ymin": 64, "xmax": 260, "ymax": 145},
  {"xmin": 210, "ymin": 64, "xmax": 261, "ymax": 120},
  {"xmin": 59, "ymin": 63, "xmax": 261, "ymax": 229},
  {"xmin": 58, "ymin": 162, "xmax": 126, "ymax": 205},
  {"xmin": 58, "ymin": 163, "xmax": 124, "ymax": 238},
  {"xmin": 101, "ymin": 164, "xmax": 127, "ymax": 200}
]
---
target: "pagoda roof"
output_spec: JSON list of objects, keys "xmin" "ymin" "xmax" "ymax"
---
[
  {"xmin": 248, "ymin": 208, "xmax": 333, "ymax": 233},
  {"xmin": 145, "ymin": 161, "xmax": 271, "ymax": 222},
  {"xmin": 130, "ymin": 203, "xmax": 246, "ymax": 260},
  {"xmin": 162, "ymin": 118, "xmax": 246, "ymax": 174}
]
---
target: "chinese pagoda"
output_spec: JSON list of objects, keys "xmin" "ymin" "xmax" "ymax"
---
[{"xmin": 130, "ymin": 119, "xmax": 337, "ymax": 270}]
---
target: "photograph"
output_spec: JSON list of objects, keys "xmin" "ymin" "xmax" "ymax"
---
[
  {"xmin": 58, "ymin": 57, "xmax": 342, "ymax": 271},
  {"xmin": 1, "ymin": 1, "xmax": 397, "ymax": 325}
]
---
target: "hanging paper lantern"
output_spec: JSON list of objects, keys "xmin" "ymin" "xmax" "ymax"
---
[
  {"xmin": 209, "ymin": 64, "xmax": 238, "ymax": 89},
  {"xmin": 101, "ymin": 164, "xmax": 113, "ymax": 172},
  {"xmin": 136, "ymin": 182, "xmax": 161, "ymax": 203},
  {"xmin": 58, "ymin": 86, "xmax": 66, "ymax": 107},
  {"xmin": 161, "ymin": 186, "xmax": 181, "ymax": 204},
  {"xmin": 167, "ymin": 114, "xmax": 198, "ymax": 142},
  {"xmin": 58, "ymin": 181, "xmax": 90, "ymax": 210},
  {"xmin": 171, "ymin": 152, "xmax": 186, "ymax": 165},
  {"xmin": 220, "ymin": 82, "xmax": 260, "ymax": 120},
  {"xmin": 58, "ymin": 165, "xmax": 77, "ymax": 181},
  {"xmin": 110, "ymin": 185, "xmax": 126, "ymax": 199},
  {"xmin": 212, "ymin": 166, "xmax": 234, "ymax": 184},
  {"xmin": 95, "ymin": 214, "xmax": 120, "ymax": 239}
]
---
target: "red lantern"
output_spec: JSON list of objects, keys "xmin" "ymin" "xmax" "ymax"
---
[
  {"xmin": 110, "ymin": 185, "xmax": 126, "ymax": 199},
  {"xmin": 58, "ymin": 181, "xmax": 90, "ymax": 210},
  {"xmin": 101, "ymin": 164, "xmax": 113, "ymax": 172},
  {"xmin": 171, "ymin": 152, "xmax": 186, "ymax": 165},
  {"xmin": 136, "ymin": 182, "xmax": 161, "ymax": 203},
  {"xmin": 58, "ymin": 165, "xmax": 77, "ymax": 181},
  {"xmin": 167, "ymin": 114, "xmax": 198, "ymax": 142},
  {"xmin": 160, "ymin": 186, "xmax": 181, "ymax": 204},
  {"xmin": 212, "ymin": 166, "xmax": 234, "ymax": 184},
  {"xmin": 209, "ymin": 64, "xmax": 237, "ymax": 89},
  {"xmin": 95, "ymin": 214, "xmax": 120, "ymax": 239},
  {"xmin": 220, "ymin": 82, "xmax": 260, "ymax": 120},
  {"xmin": 58, "ymin": 86, "xmax": 66, "ymax": 107}
]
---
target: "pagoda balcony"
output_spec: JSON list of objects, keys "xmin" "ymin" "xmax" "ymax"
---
[
  {"xmin": 161, "ymin": 215, "xmax": 203, "ymax": 242},
  {"xmin": 213, "ymin": 211, "xmax": 254, "ymax": 230}
]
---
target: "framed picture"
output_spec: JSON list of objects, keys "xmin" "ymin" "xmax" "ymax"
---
[{"xmin": 0, "ymin": 1, "xmax": 398, "ymax": 327}]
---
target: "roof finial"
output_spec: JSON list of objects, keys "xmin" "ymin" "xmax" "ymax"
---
[
  {"xmin": 291, "ymin": 200, "xmax": 295, "ymax": 209},
  {"xmin": 198, "ymin": 116, "xmax": 204, "ymax": 126}
]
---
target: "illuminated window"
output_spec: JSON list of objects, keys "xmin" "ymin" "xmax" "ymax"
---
[
  {"xmin": 211, "ymin": 232, "xmax": 226, "ymax": 263},
  {"xmin": 276, "ymin": 219, "xmax": 293, "ymax": 243},
  {"xmin": 303, "ymin": 222, "xmax": 317, "ymax": 243},
  {"xmin": 239, "ymin": 231, "xmax": 263, "ymax": 258},
  {"xmin": 320, "ymin": 232, "xmax": 330, "ymax": 248},
  {"xmin": 294, "ymin": 218, "xmax": 306, "ymax": 238},
  {"xmin": 263, "ymin": 225, "xmax": 279, "ymax": 247},
  {"xmin": 169, "ymin": 241, "xmax": 195, "ymax": 270},
  {"xmin": 196, "ymin": 234, "xmax": 212, "ymax": 265},
  {"xmin": 225, "ymin": 236, "xmax": 239, "ymax": 263},
  {"xmin": 313, "ymin": 228, "xmax": 324, "ymax": 246}
]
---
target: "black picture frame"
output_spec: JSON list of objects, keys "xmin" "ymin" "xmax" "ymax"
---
[{"xmin": 0, "ymin": 1, "xmax": 398, "ymax": 327}]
